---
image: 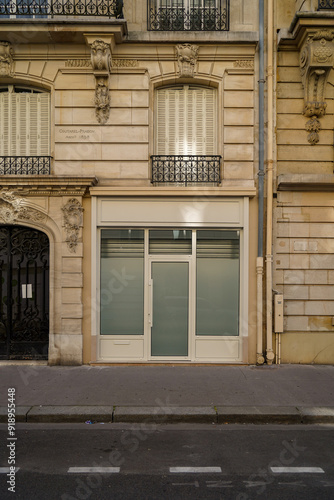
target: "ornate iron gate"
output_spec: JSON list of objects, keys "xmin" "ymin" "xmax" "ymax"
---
[{"xmin": 0, "ymin": 226, "xmax": 49, "ymax": 360}]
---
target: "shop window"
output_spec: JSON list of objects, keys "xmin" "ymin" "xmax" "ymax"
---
[
  {"xmin": 100, "ymin": 229, "xmax": 145, "ymax": 335},
  {"xmin": 196, "ymin": 230, "xmax": 239, "ymax": 336}
]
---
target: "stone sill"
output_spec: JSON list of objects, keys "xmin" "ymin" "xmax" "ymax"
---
[{"xmin": 278, "ymin": 174, "xmax": 334, "ymax": 191}]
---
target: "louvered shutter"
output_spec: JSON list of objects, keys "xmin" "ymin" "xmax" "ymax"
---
[
  {"xmin": 38, "ymin": 93, "xmax": 50, "ymax": 155},
  {"xmin": 156, "ymin": 85, "xmax": 216, "ymax": 155},
  {"xmin": 0, "ymin": 93, "xmax": 9, "ymax": 156}
]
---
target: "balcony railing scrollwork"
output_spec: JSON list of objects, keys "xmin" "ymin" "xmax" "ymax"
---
[
  {"xmin": 0, "ymin": 0, "xmax": 124, "ymax": 18},
  {"xmin": 0, "ymin": 156, "xmax": 51, "ymax": 175},
  {"xmin": 148, "ymin": 1, "xmax": 229, "ymax": 31},
  {"xmin": 151, "ymin": 155, "xmax": 221, "ymax": 185},
  {"xmin": 318, "ymin": 0, "xmax": 334, "ymax": 9}
]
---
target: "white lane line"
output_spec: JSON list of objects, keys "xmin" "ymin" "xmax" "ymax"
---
[
  {"xmin": 271, "ymin": 467, "xmax": 324, "ymax": 474},
  {"xmin": 170, "ymin": 467, "xmax": 222, "ymax": 473},
  {"xmin": 0, "ymin": 467, "xmax": 20, "ymax": 473},
  {"xmin": 68, "ymin": 467, "xmax": 120, "ymax": 474}
]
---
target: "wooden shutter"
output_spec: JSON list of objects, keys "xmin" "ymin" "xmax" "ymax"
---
[
  {"xmin": 156, "ymin": 85, "xmax": 216, "ymax": 155},
  {"xmin": 1, "ymin": 90, "xmax": 50, "ymax": 157},
  {"xmin": 0, "ymin": 93, "xmax": 9, "ymax": 156}
]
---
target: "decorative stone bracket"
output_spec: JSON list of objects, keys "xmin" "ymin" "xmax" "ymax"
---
[
  {"xmin": 300, "ymin": 30, "xmax": 334, "ymax": 145},
  {"xmin": 62, "ymin": 198, "xmax": 83, "ymax": 253},
  {"xmin": 0, "ymin": 41, "xmax": 14, "ymax": 77},
  {"xmin": 85, "ymin": 35, "xmax": 114, "ymax": 125},
  {"xmin": 176, "ymin": 44, "xmax": 199, "ymax": 78}
]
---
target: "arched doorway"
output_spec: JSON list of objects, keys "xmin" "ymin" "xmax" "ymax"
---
[{"xmin": 0, "ymin": 226, "xmax": 49, "ymax": 360}]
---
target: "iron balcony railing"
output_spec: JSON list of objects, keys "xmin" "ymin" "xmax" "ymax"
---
[
  {"xmin": 318, "ymin": 0, "xmax": 334, "ymax": 9},
  {"xmin": 151, "ymin": 155, "xmax": 221, "ymax": 185},
  {"xmin": 0, "ymin": 0, "xmax": 123, "ymax": 17},
  {"xmin": 0, "ymin": 156, "xmax": 51, "ymax": 175},
  {"xmin": 148, "ymin": 0, "xmax": 229, "ymax": 31}
]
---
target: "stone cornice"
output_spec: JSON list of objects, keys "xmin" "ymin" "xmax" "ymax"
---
[
  {"xmin": 0, "ymin": 176, "xmax": 98, "ymax": 196},
  {"xmin": 278, "ymin": 174, "xmax": 334, "ymax": 191},
  {"xmin": 278, "ymin": 13, "xmax": 334, "ymax": 49}
]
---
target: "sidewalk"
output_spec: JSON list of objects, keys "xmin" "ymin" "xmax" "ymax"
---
[{"xmin": 1, "ymin": 364, "xmax": 334, "ymax": 424}]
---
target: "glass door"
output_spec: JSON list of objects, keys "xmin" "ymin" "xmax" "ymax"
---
[{"xmin": 150, "ymin": 260, "xmax": 189, "ymax": 357}]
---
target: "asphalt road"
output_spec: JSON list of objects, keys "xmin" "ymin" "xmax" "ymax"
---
[{"xmin": 1, "ymin": 423, "xmax": 334, "ymax": 499}]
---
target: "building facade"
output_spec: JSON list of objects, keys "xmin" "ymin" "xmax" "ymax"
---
[
  {"xmin": 274, "ymin": 0, "xmax": 334, "ymax": 363},
  {"xmin": 0, "ymin": 1, "xmax": 333, "ymax": 365}
]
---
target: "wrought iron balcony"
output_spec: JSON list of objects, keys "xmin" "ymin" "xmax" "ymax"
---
[
  {"xmin": 318, "ymin": 0, "xmax": 334, "ymax": 9},
  {"xmin": 0, "ymin": 156, "xmax": 51, "ymax": 175},
  {"xmin": 151, "ymin": 155, "xmax": 221, "ymax": 185},
  {"xmin": 0, "ymin": 0, "xmax": 123, "ymax": 18},
  {"xmin": 148, "ymin": 1, "xmax": 229, "ymax": 31}
]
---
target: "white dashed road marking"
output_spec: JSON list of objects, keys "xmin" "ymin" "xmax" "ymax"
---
[
  {"xmin": 170, "ymin": 467, "xmax": 222, "ymax": 473},
  {"xmin": 67, "ymin": 467, "xmax": 120, "ymax": 474},
  {"xmin": 271, "ymin": 467, "xmax": 324, "ymax": 474}
]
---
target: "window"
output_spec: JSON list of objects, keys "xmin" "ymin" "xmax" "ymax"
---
[
  {"xmin": 148, "ymin": 0, "xmax": 229, "ymax": 31},
  {"xmin": 196, "ymin": 230, "xmax": 240, "ymax": 336},
  {"xmin": 100, "ymin": 229, "xmax": 145, "ymax": 335},
  {"xmin": 155, "ymin": 85, "xmax": 216, "ymax": 155},
  {"xmin": 0, "ymin": 86, "xmax": 50, "ymax": 157},
  {"xmin": 152, "ymin": 85, "xmax": 220, "ymax": 184}
]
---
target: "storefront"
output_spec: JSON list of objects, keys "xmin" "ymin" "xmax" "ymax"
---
[{"xmin": 91, "ymin": 195, "xmax": 249, "ymax": 363}]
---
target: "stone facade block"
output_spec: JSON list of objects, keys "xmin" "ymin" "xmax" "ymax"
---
[
  {"xmin": 283, "ymin": 270, "xmax": 305, "ymax": 284},
  {"xmin": 305, "ymin": 301, "xmax": 334, "ymax": 316},
  {"xmin": 61, "ymin": 304, "xmax": 83, "ymax": 319},
  {"xmin": 284, "ymin": 316, "xmax": 309, "ymax": 331},
  {"xmin": 284, "ymin": 300, "xmax": 305, "ymax": 315},
  {"xmin": 310, "ymin": 255, "xmax": 334, "ymax": 269},
  {"xmin": 284, "ymin": 285, "xmax": 309, "ymax": 300},
  {"xmin": 62, "ymin": 273, "xmax": 84, "ymax": 288},
  {"xmin": 62, "ymin": 288, "xmax": 82, "ymax": 304},
  {"xmin": 290, "ymin": 254, "xmax": 310, "ymax": 269},
  {"xmin": 61, "ymin": 318, "xmax": 82, "ymax": 335},
  {"xmin": 224, "ymin": 108, "xmax": 254, "ymax": 126},
  {"xmin": 309, "ymin": 286, "xmax": 334, "ymax": 300},
  {"xmin": 305, "ymin": 270, "xmax": 328, "ymax": 284}
]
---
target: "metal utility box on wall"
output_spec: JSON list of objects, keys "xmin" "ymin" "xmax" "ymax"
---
[{"xmin": 274, "ymin": 294, "xmax": 284, "ymax": 333}]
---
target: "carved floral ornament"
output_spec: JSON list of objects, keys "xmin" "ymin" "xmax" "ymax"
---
[
  {"xmin": 62, "ymin": 198, "xmax": 83, "ymax": 253},
  {"xmin": 176, "ymin": 44, "xmax": 199, "ymax": 78},
  {"xmin": 0, "ymin": 41, "xmax": 14, "ymax": 77},
  {"xmin": 0, "ymin": 190, "xmax": 46, "ymax": 224},
  {"xmin": 89, "ymin": 39, "xmax": 112, "ymax": 125},
  {"xmin": 300, "ymin": 30, "xmax": 334, "ymax": 145}
]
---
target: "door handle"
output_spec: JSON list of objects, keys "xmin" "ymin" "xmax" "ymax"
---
[
  {"xmin": 149, "ymin": 279, "xmax": 153, "ymax": 327},
  {"xmin": 22, "ymin": 284, "xmax": 32, "ymax": 299}
]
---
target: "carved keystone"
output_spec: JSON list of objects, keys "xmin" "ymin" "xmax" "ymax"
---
[{"xmin": 176, "ymin": 44, "xmax": 199, "ymax": 78}]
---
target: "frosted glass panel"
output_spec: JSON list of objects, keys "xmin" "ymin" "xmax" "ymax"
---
[
  {"xmin": 196, "ymin": 230, "xmax": 239, "ymax": 336},
  {"xmin": 100, "ymin": 230, "xmax": 144, "ymax": 335},
  {"xmin": 151, "ymin": 262, "xmax": 188, "ymax": 356}
]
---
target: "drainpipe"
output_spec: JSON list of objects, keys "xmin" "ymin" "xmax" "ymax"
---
[
  {"xmin": 265, "ymin": 0, "xmax": 275, "ymax": 365},
  {"xmin": 256, "ymin": 0, "xmax": 265, "ymax": 365}
]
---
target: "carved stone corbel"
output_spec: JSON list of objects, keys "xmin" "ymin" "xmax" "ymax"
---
[
  {"xmin": 62, "ymin": 198, "xmax": 83, "ymax": 253},
  {"xmin": 89, "ymin": 39, "xmax": 113, "ymax": 124},
  {"xmin": 300, "ymin": 30, "xmax": 334, "ymax": 145},
  {"xmin": 176, "ymin": 44, "xmax": 199, "ymax": 78},
  {"xmin": 0, "ymin": 41, "xmax": 14, "ymax": 76}
]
